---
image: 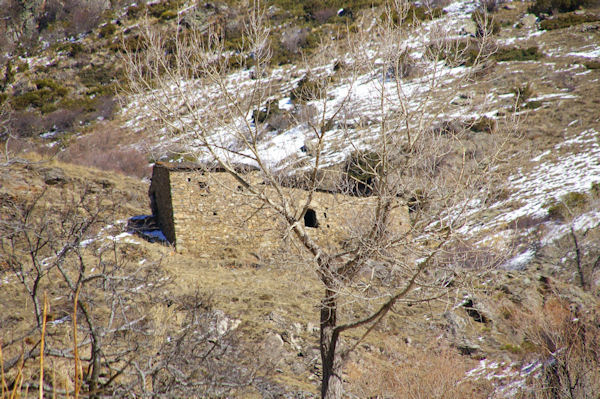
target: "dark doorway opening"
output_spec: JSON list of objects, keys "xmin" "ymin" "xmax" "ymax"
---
[{"xmin": 304, "ymin": 208, "xmax": 319, "ymax": 228}]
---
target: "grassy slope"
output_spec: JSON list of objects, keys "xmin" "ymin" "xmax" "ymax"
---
[{"xmin": 2, "ymin": 0, "xmax": 600, "ymax": 396}]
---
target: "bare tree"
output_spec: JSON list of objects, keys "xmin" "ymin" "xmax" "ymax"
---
[
  {"xmin": 1, "ymin": 187, "xmax": 155, "ymax": 394},
  {"xmin": 122, "ymin": 1, "xmax": 513, "ymax": 397},
  {"xmin": 0, "ymin": 180, "xmax": 263, "ymax": 397}
]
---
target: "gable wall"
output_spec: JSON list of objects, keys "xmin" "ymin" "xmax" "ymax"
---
[{"xmin": 148, "ymin": 164, "xmax": 176, "ymax": 244}]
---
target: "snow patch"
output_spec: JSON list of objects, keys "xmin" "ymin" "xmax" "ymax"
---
[{"xmin": 504, "ymin": 248, "xmax": 535, "ymax": 270}]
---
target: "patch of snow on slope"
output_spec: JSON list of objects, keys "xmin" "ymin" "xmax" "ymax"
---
[
  {"xmin": 541, "ymin": 210, "xmax": 600, "ymax": 246},
  {"xmin": 461, "ymin": 129, "xmax": 600, "ymax": 240},
  {"xmin": 567, "ymin": 48, "xmax": 600, "ymax": 58},
  {"xmin": 120, "ymin": 0, "xmax": 482, "ymax": 167},
  {"xmin": 529, "ymin": 92, "xmax": 577, "ymax": 101},
  {"xmin": 504, "ymin": 248, "xmax": 535, "ymax": 270},
  {"xmin": 465, "ymin": 358, "xmax": 543, "ymax": 398}
]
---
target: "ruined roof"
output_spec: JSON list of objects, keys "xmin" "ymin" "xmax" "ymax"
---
[{"xmin": 155, "ymin": 161, "xmax": 260, "ymax": 173}]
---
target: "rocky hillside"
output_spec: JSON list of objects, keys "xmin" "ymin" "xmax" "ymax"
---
[{"xmin": 2, "ymin": 0, "xmax": 600, "ymax": 397}]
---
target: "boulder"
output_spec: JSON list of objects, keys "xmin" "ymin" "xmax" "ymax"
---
[
  {"xmin": 519, "ymin": 14, "xmax": 538, "ymax": 29},
  {"xmin": 461, "ymin": 20, "xmax": 478, "ymax": 36},
  {"xmin": 41, "ymin": 167, "xmax": 68, "ymax": 185}
]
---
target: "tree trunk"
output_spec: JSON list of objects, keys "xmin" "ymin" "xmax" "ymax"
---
[
  {"xmin": 320, "ymin": 289, "xmax": 343, "ymax": 399},
  {"xmin": 88, "ymin": 333, "xmax": 101, "ymax": 398}
]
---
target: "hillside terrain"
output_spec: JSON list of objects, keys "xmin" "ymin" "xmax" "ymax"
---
[{"xmin": 2, "ymin": 0, "xmax": 600, "ymax": 397}]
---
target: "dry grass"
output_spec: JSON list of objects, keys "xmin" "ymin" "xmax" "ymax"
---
[
  {"xmin": 508, "ymin": 296, "xmax": 600, "ymax": 398},
  {"xmin": 58, "ymin": 122, "xmax": 150, "ymax": 178},
  {"xmin": 346, "ymin": 339, "xmax": 492, "ymax": 398}
]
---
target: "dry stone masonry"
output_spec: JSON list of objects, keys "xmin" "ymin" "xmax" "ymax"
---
[{"xmin": 149, "ymin": 162, "xmax": 409, "ymax": 259}]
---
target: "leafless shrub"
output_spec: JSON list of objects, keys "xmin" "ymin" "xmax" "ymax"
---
[
  {"xmin": 348, "ymin": 342, "xmax": 492, "ymax": 398},
  {"xmin": 281, "ymin": 28, "xmax": 311, "ymax": 54},
  {"xmin": 512, "ymin": 214, "xmax": 548, "ymax": 230},
  {"xmin": 293, "ymin": 103, "xmax": 317, "ymax": 126},
  {"xmin": 37, "ymin": 0, "xmax": 62, "ymax": 31},
  {"xmin": 89, "ymin": 95, "xmax": 117, "ymax": 120},
  {"xmin": 145, "ymin": 292, "xmax": 260, "ymax": 397},
  {"xmin": 567, "ymin": 227, "xmax": 600, "ymax": 292},
  {"xmin": 43, "ymin": 108, "xmax": 84, "ymax": 131},
  {"xmin": 440, "ymin": 240, "xmax": 504, "ymax": 270},
  {"xmin": 421, "ymin": 0, "xmax": 453, "ymax": 8},
  {"xmin": 64, "ymin": 0, "xmax": 108, "ymax": 36},
  {"xmin": 313, "ymin": 8, "xmax": 338, "ymax": 24},
  {"xmin": 512, "ymin": 297, "xmax": 600, "ymax": 399},
  {"xmin": 9, "ymin": 110, "xmax": 44, "ymax": 138},
  {"xmin": 2, "ymin": 136, "xmax": 45, "ymax": 159},
  {"xmin": 266, "ymin": 112, "xmax": 291, "ymax": 131},
  {"xmin": 387, "ymin": 50, "xmax": 418, "ymax": 79},
  {"xmin": 0, "ymin": 187, "xmax": 163, "ymax": 394},
  {"xmin": 0, "ymin": 186, "xmax": 260, "ymax": 397},
  {"xmin": 59, "ymin": 124, "xmax": 150, "ymax": 178},
  {"xmin": 225, "ymin": 18, "xmax": 244, "ymax": 42},
  {"xmin": 479, "ymin": 0, "xmax": 503, "ymax": 13},
  {"xmin": 552, "ymin": 70, "xmax": 577, "ymax": 92}
]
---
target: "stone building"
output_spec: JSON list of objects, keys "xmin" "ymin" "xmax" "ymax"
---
[{"xmin": 148, "ymin": 162, "xmax": 409, "ymax": 258}]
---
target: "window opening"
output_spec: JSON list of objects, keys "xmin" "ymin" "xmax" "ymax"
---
[{"xmin": 304, "ymin": 208, "xmax": 319, "ymax": 228}]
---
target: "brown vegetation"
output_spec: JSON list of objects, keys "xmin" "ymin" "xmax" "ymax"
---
[
  {"xmin": 58, "ymin": 123, "xmax": 150, "ymax": 178},
  {"xmin": 507, "ymin": 296, "xmax": 600, "ymax": 398},
  {"xmin": 122, "ymin": 1, "xmax": 513, "ymax": 397},
  {"xmin": 348, "ymin": 342, "xmax": 492, "ymax": 398}
]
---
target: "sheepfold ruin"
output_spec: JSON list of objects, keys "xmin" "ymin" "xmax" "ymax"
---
[{"xmin": 149, "ymin": 162, "xmax": 409, "ymax": 259}]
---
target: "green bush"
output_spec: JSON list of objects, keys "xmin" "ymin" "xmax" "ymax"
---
[
  {"xmin": 405, "ymin": 5, "xmax": 444, "ymax": 23},
  {"xmin": 1, "ymin": 61, "xmax": 14, "ymax": 92},
  {"xmin": 270, "ymin": 0, "xmax": 384, "ymax": 21},
  {"xmin": 148, "ymin": 0, "xmax": 183, "ymax": 18},
  {"xmin": 55, "ymin": 42, "xmax": 85, "ymax": 57},
  {"xmin": 495, "ymin": 46, "xmax": 542, "ymax": 62},
  {"xmin": 584, "ymin": 60, "xmax": 600, "ymax": 69},
  {"xmin": 12, "ymin": 91, "xmax": 44, "ymax": 109},
  {"xmin": 540, "ymin": 12, "xmax": 600, "ymax": 29},
  {"xmin": 99, "ymin": 23, "xmax": 117, "ymax": 38},
  {"xmin": 110, "ymin": 34, "xmax": 146, "ymax": 53},
  {"xmin": 468, "ymin": 116, "xmax": 497, "ymax": 133},
  {"xmin": 472, "ymin": 10, "xmax": 501, "ymax": 37},
  {"xmin": 59, "ymin": 96, "xmax": 99, "ymax": 113},
  {"xmin": 160, "ymin": 10, "xmax": 178, "ymax": 21},
  {"xmin": 545, "ymin": 191, "xmax": 589, "ymax": 219},
  {"xmin": 126, "ymin": 4, "xmax": 145, "ymax": 19},
  {"xmin": 16, "ymin": 61, "xmax": 29, "ymax": 73},
  {"xmin": 11, "ymin": 79, "xmax": 69, "ymax": 112},
  {"xmin": 77, "ymin": 65, "xmax": 116, "ymax": 87},
  {"xmin": 290, "ymin": 75, "xmax": 325, "ymax": 102},
  {"xmin": 85, "ymin": 84, "xmax": 117, "ymax": 97},
  {"xmin": 34, "ymin": 79, "xmax": 64, "ymax": 92},
  {"xmin": 381, "ymin": 5, "xmax": 444, "ymax": 26},
  {"xmin": 591, "ymin": 181, "xmax": 600, "ymax": 197},
  {"xmin": 512, "ymin": 82, "xmax": 535, "ymax": 109},
  {"xmin": 529, "ymin": 0, "xmax": 598, "ymax": 16},
  {"xmin": 344, "ymin": 150, "xmax": 382, "ymax": 196}
]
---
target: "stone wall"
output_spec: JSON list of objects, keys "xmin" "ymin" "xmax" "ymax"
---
[
  {"xmin": 148, "ymin": 164, "xmax": 175, "ymax": 244},
  {"xmin": 149, "ymin": 163, "xmax": 409, "ymax": 259}
]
